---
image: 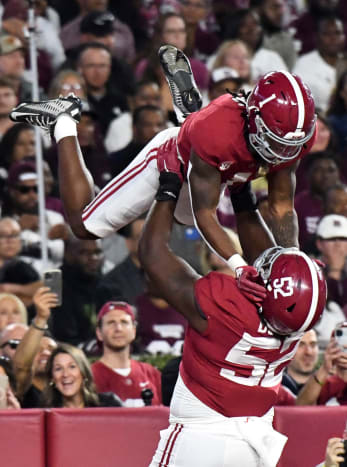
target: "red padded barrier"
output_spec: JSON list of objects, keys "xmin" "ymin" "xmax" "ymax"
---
[
  {"xmin": 274, "ymin": 406, "xmax": 347, "ymax": 467},
  {"xmin": 46, "ymin": 406, "xmax": 170, "ymax": 467},
  {"xmin": 0, "ymin": 409, "xmax": 45, "ymax": 467}
]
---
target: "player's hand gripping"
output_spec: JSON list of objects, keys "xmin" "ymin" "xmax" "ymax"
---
[
  {"xmin": 235, "ymin": 266, "xmax": 267, "ymax": 305},
  {"xmin": 156, "ymin": 138, "xmax": 184, "ymax": 202}
]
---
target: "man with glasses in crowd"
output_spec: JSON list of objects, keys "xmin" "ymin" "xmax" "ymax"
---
[{"xmin": 1, "ymin": 160, "xmax": 68, "ymax": 272}]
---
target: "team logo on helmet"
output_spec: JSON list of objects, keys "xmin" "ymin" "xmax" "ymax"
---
[
  {"xmin": 254, "ymin": 246, "xmax": 327, "ymax": 335},
  {"xmin": 246, "ymin": 71, "xmax": 316, "ymax": 166}
]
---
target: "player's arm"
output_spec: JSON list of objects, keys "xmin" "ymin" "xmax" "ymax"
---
[
  {"xmin": 188, "ymin": 150, "xmax": 242, "ymax": 263},
  {"xmin": 139, "ymin": 173, "xmax": 207, "ymax": 334},
  {"xmin": 266, "ymin": 162, "xmax": 299, "ymax": 248}
]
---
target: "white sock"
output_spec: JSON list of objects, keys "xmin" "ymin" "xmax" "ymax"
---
[{"xmin": 54, "ymin": 114, "xmax": 77, "ymax": 143}]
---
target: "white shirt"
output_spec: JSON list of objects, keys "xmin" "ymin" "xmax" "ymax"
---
[
  {"xmin": 293, "ymin": 50, "xmax": 336, "ymax": 113},
  {"xmin": 251, "ymin": 47, "xmax": 288, "ymax": 81}
]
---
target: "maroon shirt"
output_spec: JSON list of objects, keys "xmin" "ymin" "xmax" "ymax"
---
[
  {"xmin": 294, "ymin": 190, "xmax": 324, "ymax": 252},
  {"xmin": 136, "ymin": 293, "xmax": 187, "ymax": 355},
  {"xmin": 92, "ymin": 359, "xmax": 162, "ymax": 407}
]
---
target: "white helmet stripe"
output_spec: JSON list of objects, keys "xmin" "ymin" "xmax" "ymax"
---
[
  {"xmin": 285, "ymin": 250, "xmax": 319, "ymax": 332},
  {"xmin": 280, "ymin": 70, "xmax": 305, "ymax": 131}
]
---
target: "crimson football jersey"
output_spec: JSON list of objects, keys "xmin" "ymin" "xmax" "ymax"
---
[
  {"xmin": 177, "ymin": 94, "xmax": 315, "ymax": 189},
  {"xmin": 180, "ymin": 271, "xmax": 301, "ymax": 417},
  {"xmin": 92, "ymin": 360, "xmax": 162, "ymax": 407}
]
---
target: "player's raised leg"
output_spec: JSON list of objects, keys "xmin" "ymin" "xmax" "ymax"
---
[
  {"xmin": 158, "ymin": 45, "xmax": 202, "ymax": 123},
  {"xmin": 10, "ymin": 95, "xmax": 97, "ymax": 239}
]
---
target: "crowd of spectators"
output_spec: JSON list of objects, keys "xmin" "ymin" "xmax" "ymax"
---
[{"xmin": 0, "ymin": 2, "xmax": 346, "ymax": 446}]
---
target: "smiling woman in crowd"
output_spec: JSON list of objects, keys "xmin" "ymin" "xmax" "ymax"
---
[{"xmin": 41, "ymin": 343, "xmax": 123, "ymax": 408}]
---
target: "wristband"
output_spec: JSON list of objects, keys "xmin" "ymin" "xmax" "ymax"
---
[
  {"xmin": 31, "ymin": 319, "xmax": 49, "ymax": 332},
  {"xmin": 313, "ymin": 373, "xmax": 324, "ymax": 386},
  {"xmin": 54, "ymin": 114, "xmax": 77, "ymax": 143},
  {"xmin": 155, "ymin": 172, "xmax": 182, "ymax": 202},
  {"xmin": 227, "ymin": 253, "xmax": 247, "ymax": 272}
]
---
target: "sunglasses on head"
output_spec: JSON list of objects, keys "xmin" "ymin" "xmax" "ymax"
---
[
  {"xmin": 15, "ymin": 185, "xmax": 38, "ymax": 194},
  {"xmin": 0, "ymin": 339, "xmax": 21, "ymax": 349}
]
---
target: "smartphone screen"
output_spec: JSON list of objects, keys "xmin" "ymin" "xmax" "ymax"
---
[
  {"xmin": 0, "ymin": 374, "xmax": 9, "ymax": 409},
  {"xmin": 43, "ymin": 269, "xmax": 62, "ymax": 306}
]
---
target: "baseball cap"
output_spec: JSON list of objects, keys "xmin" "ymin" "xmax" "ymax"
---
[
  {"xmin": 208, "ymin": 67, "xmax": 242, "ymax": 90},
  {"xmin": 316, "ymin": 214, "xmax": 347, "ymax": 240},
  {"xmin": 80, "ymin": 11, "xmax": 115, "ymax": 37},
  {"xmin": 7, "ymin": 160, "xmax": 37, "ymax": 187},
  {"xmin": 0, "ymin": 35, "xmax": 25, "ymax": 56},
  {"xmin": 97, "ymin": 301, "xmax": 136, "ymax": 324}
]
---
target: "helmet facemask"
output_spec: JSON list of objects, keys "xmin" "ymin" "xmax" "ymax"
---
[{"xmin": 248, "ymin": 109, "xmax": 317, "ymax": 166}]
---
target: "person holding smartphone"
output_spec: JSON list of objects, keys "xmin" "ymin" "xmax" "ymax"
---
[
  {"xmin": 296, "ymin": 324, "xmax": 347, "ymax": 406},
  {"xmin": 316, "ymin": 437, "xmax": 346, "ymax": 467},
  {"xmin": 13, "ymin": 287, "xmax": 58, "ymax": 408}
]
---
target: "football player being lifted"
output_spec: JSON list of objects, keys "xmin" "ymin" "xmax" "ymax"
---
[{"xmin": 10, "ymin": 45, "xmax": 316, "ymax": 303}]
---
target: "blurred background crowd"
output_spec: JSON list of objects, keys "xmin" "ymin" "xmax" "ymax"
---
[{"xmin": 0, "ymin": 0, "xmax": 346, "ymax": 412}]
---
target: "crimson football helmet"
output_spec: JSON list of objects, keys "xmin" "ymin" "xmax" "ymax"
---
[
  {"xmin": 246, "ymin": 71, "xmax": 316, "ymax": 165},
  {"xmin": 254, "ymin": 247, "xmax": 327, "ymax": 335}
]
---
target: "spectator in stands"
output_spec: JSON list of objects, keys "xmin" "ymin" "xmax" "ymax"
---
[
  {"xmin": 102, "ymin": 216, "xmax": 147, "ymax": 306},
  {"xmin": 12, "ymin": 287, "xmax": 57, "ymax": 408},
  {"xmin": 258, "ymin": 0, "xmax": 298, "ymax": 70},
  {"xmin": 327, "ymin": 69, "xmax": 347, "ymax": 153},
  {"xmin": 48, "ymin": 69, "xmax": 87, "ymax": 100},
  {"xmin": 59, "ymin": 1, "xmax": 135, "ymax": 63},
  {"xmin": 92, "ymin": 301, "xmax": 162, "ymax": 407},
  {"xmin": 0, "ymin": 294, "xmax": 27, "ymax": 332},
  {"xmin": 294, "ymin": 152, "xmax": 341, "ymax": 254},
  {"xmin": 2, "ymin": 160, "xmax": 68, "ymax": 272},
  {"xmin": 315, "ymin": 214, "xmax": 347, "ymax": 310},
  {"xmin": 324, "ymin": 183, "xmax": 347, "ymax": 218},
  {"xmin": 296, "ymin": 332, "xmax": 347, "ymax": 405},
  {"xmin": 0, "ymin": 123, "xmax": 35, "ymax": 170},
  {"xmin": 177, "ymin": 0, "xmax": 220, "ymax": 61},
  {"xmin": 290, "ymin": 0, "xmax": 347, "ymax": 55},
  {"xmin": 105, "ymin": 79, "xmax": 165, "ymax": 154},
  {"xmin": 222, "ymin": 8, "xmax": 288, "ymax": 81},
  {"xmin": 135, "ymin": 12, "xmax": 209, "ymax": 120},
  {"xmin": 41, "ymin": 342, "xmax": 123, "ymax": 408},
  {"xmin": 76, "ymin": 43, "xmax": 130, "ymax": 136},
  {"xmin": 0, "ymin": 34, "xmax": 35, "ymax": 101},
  {"xmin": 282, "ymin": 330, "xmax": 320, "ymax": 397},
  {"xmin": 208, "ymin": 40, "xmax": 254, "ymax": 93},
  {"xmin": 0, "ymin": 77, "xmax": 17, "ymax": 140},
  {"xmin": 293, "ymin": 15, "xmax": 346, "ymax": 113},
  {"xmin": 109, "ymin": 105, "xmax": 167, "ymax": 177},
  {"xmin": 136, "ymin": 291, "xmax": 187, "ymax": 355},
  {"xmin": 295, "ymin": 114, "xmax": 340, "ymax": 194},
  {"xmin": 2, "ymin": 0, "xmax": 65, "ymax": 72},
  {"xmin": 51, "ymin": 234, "xmax": 112, "ymax": 346},
  {"xmin": 207, "ymin": 67, "xmax": 243, "ymax": 102},
  {"xmin": 0, "ymin": 323, "xmax": 28, "ymax": 360},
  {"xmin": 0, "ymin": 355, "xmax": 20, "ymax": 409},
  {"xmin": 0, "ymin": 217, "xmax": 41, "ymax": 308}
]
